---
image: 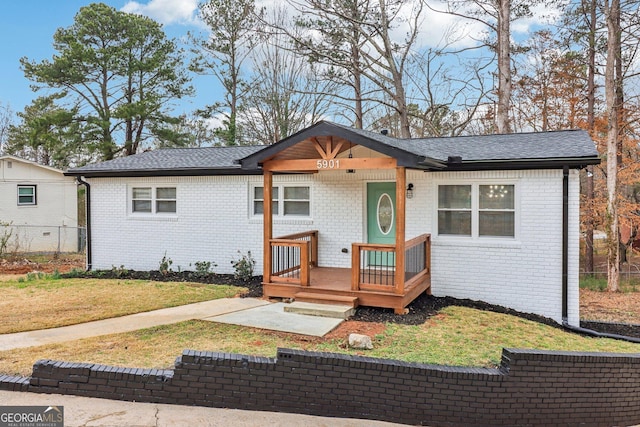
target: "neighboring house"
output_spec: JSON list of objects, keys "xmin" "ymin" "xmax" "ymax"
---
[
  {"xmin": 0, "ymin": 155, "xmax": 79, "ymax": 252},
  {"xmin": 66, "ymin": 121, "xmax": 600, "ymax": 326}
]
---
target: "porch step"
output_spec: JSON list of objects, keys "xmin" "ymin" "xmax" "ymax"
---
[
  {"xmin": 284, "ymin": 301, "xmax": 356, "ymax": 320},
  {"xmin": 293, "ymin": 292, "xmax": 359, "ymax": 308}
]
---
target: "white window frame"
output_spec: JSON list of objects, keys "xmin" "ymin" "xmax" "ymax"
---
[
  {"xmin": 17, "ymin": 185, "xmax": 37, "ymax": 206},
  {"xmin": 251, "ymin": 184, "xmax": 311, "ymax": 219},
  {"xmin": 436, "ymin": 181, "xmax": 517, "ymax": 240},
  {"xmin": 129, "ymin": 185, "xmax": 177, "ymax": 216}
]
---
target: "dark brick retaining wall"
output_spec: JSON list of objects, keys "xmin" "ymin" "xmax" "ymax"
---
[{"xmin": 2, "ymin": 348, "xmax": 639, "ymax": 426}]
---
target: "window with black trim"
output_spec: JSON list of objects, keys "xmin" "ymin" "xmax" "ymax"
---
[
  {"xmin": 17, "ymin": 185, "xmax": 36, "ymax": 206},
  {"xmin": 252, "ymin": 185, "xmax": 310, "ymax": 217},
  {"xmin": 437, "ymin": 184, "xmax": 515, "ymax": 238},
  {"xmin": 131, "ymin": 186, "xmax": 176, "ymax": 214}
]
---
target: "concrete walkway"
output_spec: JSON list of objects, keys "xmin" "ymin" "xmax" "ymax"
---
[
  {"xmin": 0, "ymin": 298, "xmax": 345, "ymax": 351},
  {"xmin": 0, "ymin": 298, "xmax": 270, "ymax": 351},
  {"xmin": 0, "ymin": 301, "xmax": 392, "ymax": 426},
  {"xmin": 0, "ymin": 391, "xmax": 403, "ymax": 426}
]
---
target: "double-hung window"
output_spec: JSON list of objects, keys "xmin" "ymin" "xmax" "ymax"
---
[
  {"xmin": 17, "ymin": 185, "xmax": 36, "ymax": 206},
  {"xmin": 478, "ymin": 184, "xmax": 515, "ymax": 237},
  {"xmin": 131, "ymin": 186, "xmax": 176, "ymax": 214},
  {"xmin": 437, "ymin": 183, "xmax": 515, "ymax": 238},
  {"xmin": 437, "ymin": 185, "xmax": 471, "ymax": 235},
  {"xmin": 253, "ymin": 185, "xmax": 310, "ymax": 218}
]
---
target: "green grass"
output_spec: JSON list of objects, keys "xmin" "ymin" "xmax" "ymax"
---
[
  {"xmin": 580, "ymin": 275, "xmax": 640, "ymax": 292},
  {"xmin": 580, "ymin": 276, "xmax": 609, "ymax": 291},
  {"xmin": 1, "ymin": 305, "xmax": 638, "ymax": 377},
  {"xmin": 0, "ymin": 275, "xmax": 246, "ymax": 334}
]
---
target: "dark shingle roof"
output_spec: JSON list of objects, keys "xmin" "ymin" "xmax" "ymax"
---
[
  {"xmin": 329, "ymin": 122, "xmax": 599, "ymax": 163},
  {"xmin": 67, "ymin": 121, "xmax": 600, "ymax": 177},
  {"xmin": 66, "ymin": 145, "xmax": 265, "ymax": 177}
]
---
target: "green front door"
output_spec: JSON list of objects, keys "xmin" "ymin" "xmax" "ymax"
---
[{"xmin": 367, "ymin": 182, "xmax": 396, "ymax": 266}]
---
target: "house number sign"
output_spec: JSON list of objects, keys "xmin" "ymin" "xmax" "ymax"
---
[{"xmin": 316, "ymin": 159, "xmax": 341, "ymax": 169}]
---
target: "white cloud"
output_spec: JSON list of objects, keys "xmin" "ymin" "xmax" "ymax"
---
[
  {"xmin": 512, "ymin": 3, "xmax": 563, "ymax": 35},
  {"xmin": 121, "ymin": 0, "xmax": 199, "ymax": 26}
]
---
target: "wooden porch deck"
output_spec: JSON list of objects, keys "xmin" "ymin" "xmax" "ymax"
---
[{"xmin": 263, "ymin": 266, "xmax": 431, "ymax": 314}]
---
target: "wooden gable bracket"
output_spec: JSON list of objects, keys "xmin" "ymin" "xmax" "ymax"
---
[{"xmin": 312, "ymin": 137, "xmax": 344, "ymax": 160}]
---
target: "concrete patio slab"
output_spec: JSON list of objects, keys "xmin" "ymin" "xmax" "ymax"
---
[{"xmin": 204, "ymin": 302, "xmax": 343, "ymax": 337}]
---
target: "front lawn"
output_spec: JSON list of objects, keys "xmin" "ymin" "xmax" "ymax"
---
[
  {"xmin": 0, "ymin": 305, "xmax": 638, "ymax": 377},
  {"xmin": 0, "ymin": 275, "xmax": 639, "ymax": 378},
  {"xmin": 0, "ymin": 276, "xmax": 245, "ymax": 334}
]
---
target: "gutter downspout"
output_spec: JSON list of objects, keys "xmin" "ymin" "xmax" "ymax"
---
[
  {"xmin": 76, "ymin": 176, "xmax": 92, "ymax": 271},
  {"xmin": 559, "ymin": 166, "xmax": 640, "ymax": 344},
  {"xmin": 562, "ymin": 166, "xmax": 569, "ymax": 321}
]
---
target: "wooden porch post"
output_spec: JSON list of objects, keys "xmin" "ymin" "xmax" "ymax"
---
[
  {"xmin": 395, "ymin": 167, "xmax": 406, "ymax": 294},
  {"xmin": 263, "ymin": 170, "xmax": 273, "ymax": 284}
]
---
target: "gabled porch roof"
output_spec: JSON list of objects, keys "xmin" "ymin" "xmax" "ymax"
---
[{"xmin": 239, "ymin": 121, "xmax": 445, "ymax": 170}]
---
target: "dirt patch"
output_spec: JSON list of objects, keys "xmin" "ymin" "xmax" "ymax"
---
[
  {"xmin": 0, "ymin": 257, "xmax": 84, "ymax": 275},
  {"xmin": 324, "ymin": 321, "xmax": 386, "ymax": 341},
  {"xmin": 240, "ymin": 321, "xmax": 387, "ymax": 349},
  {"xmin": 580, "ymin": 289, "xmax": 640, "ymax": 324}
]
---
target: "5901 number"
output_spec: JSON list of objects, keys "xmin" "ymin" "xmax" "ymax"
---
[{"xmin": 316, "ymin": 159, "xmax": 340, "ymax": 169}]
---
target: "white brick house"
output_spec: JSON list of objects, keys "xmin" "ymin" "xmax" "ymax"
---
[{"xmin": 67, "ymin": 121, "xmax": 599, "ymax": 325}]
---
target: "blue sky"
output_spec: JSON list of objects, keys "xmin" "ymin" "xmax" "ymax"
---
[
  {"xmin": 0, "ymin": 0, "xmax": 211, "ymax": 116},
  {"xmin": 0, "ymin": 0, "xmax": 557, "ymax": 120}
]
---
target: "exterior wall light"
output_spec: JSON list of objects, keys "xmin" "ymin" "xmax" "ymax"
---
[{"xmin": 406, "ymin": 183, "xmax": 414, "ymax": 199}]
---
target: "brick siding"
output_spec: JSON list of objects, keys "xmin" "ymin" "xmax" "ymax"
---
[
  {"xmin": 2, "ymin": 348, "xmax": 638, "ymax": 426},
  {"xmin": 88, "ymin": 168, "xmax": 579, "ymax": 324}
]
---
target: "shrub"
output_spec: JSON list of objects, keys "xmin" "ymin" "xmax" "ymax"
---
[
  {"xmin": 0, "ymin": 221, "xmax": 13, "ymax": 258},
  {"xmin": 231, "ymin": 251, "xmax": 255, "ymax": 282},
  {"xmin": 159, "ymin": 252, "xmax": 173, "ymax": 275},
  {"xmin": 111, "ymin": 265, "xmax": 129, "ymax": 278},
  {"xmin": 193, "ymin": 261, "xmax": 216, "ymax": 276}
]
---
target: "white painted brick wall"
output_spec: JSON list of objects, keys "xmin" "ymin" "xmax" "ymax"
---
[
  {"xmin": 88, "ymin": 167, "xmax": 580, "ymax": 325},
  {"xmin": 426, "ymin": 169, "xmax": 580, "ymax": 325}
]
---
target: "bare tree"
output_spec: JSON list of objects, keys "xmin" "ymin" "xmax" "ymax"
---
[
  {"xmin": 405, "ymin": 47, "xmax": 490, "ymax": 136},
  {"xmin": 241, "ymin": 7, "xmax": 339, "ymax": 144},
  {"xmin": 426, "ymin": 0, "xmax": 540, "ymax": 134},
  {"xmin": 0, "ymin": 102, "xmax": 13, "ymax": 154},
  {"xmin": 279, "ymin": 0, "xmax": 425, "ymax": 138},
  {"xmin": 191, "ymin": 0, "xmax": 261, "ymax": 145},
  {"xmin": 286, "ymin": 0, "xmax": 370, "ymax": 129}
]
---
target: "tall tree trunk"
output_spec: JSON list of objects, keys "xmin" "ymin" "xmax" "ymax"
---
[
  {"xmin": 605, "ymin": 0, "xmax": 620, "ymax": 292},
  {"xmin": 496, "ymin": 0, "xmax": 511, "ymax": 133},
  {"xmin": 351, "ymin": 34, "xmax": 363, "ymax": 129},
  {"xmin": 584, "ymin": 0, "xmax": 596, "ymax": 275}
]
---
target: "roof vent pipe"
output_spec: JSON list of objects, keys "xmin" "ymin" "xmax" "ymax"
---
[{"xmin": 380, "ymin": 129, "xmax": 389, "ymax": 136}]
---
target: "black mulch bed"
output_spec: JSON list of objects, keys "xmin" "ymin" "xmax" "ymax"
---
[
  {"xmin": 63, "ymin": 269, "xmax": 265, "ymax": 298},
  {"xmin": 64, "ymin": 270, "xmax": 640, "ymax": 340}
]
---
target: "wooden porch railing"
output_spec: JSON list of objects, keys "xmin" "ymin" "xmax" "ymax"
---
[
  {"xmin": 351, "ymin": 234, "xmax": 430, "ymax": 294},
  {"xmin": 351, "ymin": 243, "xmax": 396, "ymax": 292},
  {"xmin": 269, "ymin": 230, "xmax": 318, "ymax": 286},
  {"xmin": 404, "ymin": 234, "xmax": 431, "ymax": 288}
]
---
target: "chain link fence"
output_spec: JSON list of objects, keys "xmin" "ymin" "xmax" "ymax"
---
[{"xmin": 0, "ymin": 224, "xmax": 86, "ymax": 256}]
